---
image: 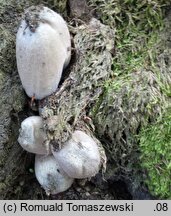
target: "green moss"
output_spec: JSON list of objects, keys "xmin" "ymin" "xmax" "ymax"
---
[
  {"xmin": 88, "ymin": 1, "xmax": 170, "ymax": 133},
  {"xmin": 139, "ymin": 109, "xmax": 171, "ymax": 198},
  {"xmin": 89, "ymin": 0, "xmax": 168, "ymax": 29},
  {"xmin": 89, "ymin": 0, "xmax": 170, "ymax": 79},
  {"xmin": 90, "ymin": 1, "xmax": 171, "ymax": 195}
]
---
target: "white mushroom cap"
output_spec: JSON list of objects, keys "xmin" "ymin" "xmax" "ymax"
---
[
  {"xmin": 52, "ymin": 130, "xmax": 101, "ymax": 179},
  {"xmin": 35, "ymin": 154, "xmax": 74, "ymax": 195},
  {"xmin": 38, "ymin": 6, "xmax": 71, "ymax": 68},
  {"xmin": 16, "ymin": 6, "xmax": 71, "ymax": 99},
  {"xmin": 18, "ymin": 116, "xmax": 50, "ymax": 154}
]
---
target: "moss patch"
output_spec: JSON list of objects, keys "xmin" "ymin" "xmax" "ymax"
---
[
  {"xmin": 89, "ymin": 0, "xmax": 171, "ymax": 198},
  {"xmin": 139, "ymin": 109, "xmax": 171, "ymax": 198},
  {"xmin": 89, "ymin": 0, "xmax": 170, "ymax": 77}
]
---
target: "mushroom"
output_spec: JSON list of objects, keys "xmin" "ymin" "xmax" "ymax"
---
[
  {"xmin": 16, "ymin": 6, "xmax": 71, "ymax": 99},
  {"xmin": 35, "ymin": 154, "xmax": 74, "ymax": 195},
  {"xmin": 52, "ymin": 130, "xmax": 101, "ymax": 179},
  {"xmin": 18, "ymin": 116, "xmax": 50, "ymax": 154}
]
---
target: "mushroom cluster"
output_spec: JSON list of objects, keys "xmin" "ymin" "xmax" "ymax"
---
[
  {"xmin": 16, "ymin": 6, "xmax": 105, "ymax": 195},
  {"xmin": 18, "ymin": 117, "xmax": 102, "ymax": 194},
  {"xmin": 16, "ymin": 5, "xmax": 71, "ymax": 99}
]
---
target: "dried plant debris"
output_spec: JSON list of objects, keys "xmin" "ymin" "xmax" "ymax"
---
[{"xmin": 40, "ymin": 18, "xmax": 115, "ymax": 148}]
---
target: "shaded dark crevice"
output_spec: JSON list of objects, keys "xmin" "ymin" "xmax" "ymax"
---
[{"xmin": 108, "ymin": 180, "xmax": 132, "ymax": 200}]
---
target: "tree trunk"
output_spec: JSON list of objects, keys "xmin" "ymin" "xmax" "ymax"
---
[{"xmin": 0, "ymin": 0, "xmax": 170, "ymax": 199}]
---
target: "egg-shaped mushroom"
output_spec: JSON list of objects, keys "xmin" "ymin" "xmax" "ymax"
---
[
  {"xmin": 18, "ymin": 116, "xmax": 50, "ymax": 154},
  {"xmin": 52, "ymin": 130, "xmax": 101, "ymax": 179},
  {"xmin": 35, "ymin": 154, "xmax": 74, "ymax": 195},
  {"xmin": 16, "ymin": 6, "xmax": 71, "ymax": 99}
]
